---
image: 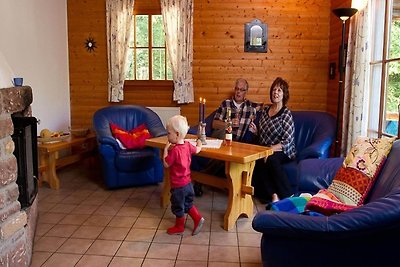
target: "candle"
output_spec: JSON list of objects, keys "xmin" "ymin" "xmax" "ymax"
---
[
  {"xmin": 203, "ymin": 98, "xmax": 206, "ymax": 123},
  {"xmin": 199, "ymin": 97, "xmax": 203, "ymax": 122}
]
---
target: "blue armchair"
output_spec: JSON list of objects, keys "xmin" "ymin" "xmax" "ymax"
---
[
  {"xmin": 252, "ymin": 140, "xmax": 400, "ymax": 267},
  {"xmin": 93, "ymin": 105, "xmax": 166, "ymax": 189}
]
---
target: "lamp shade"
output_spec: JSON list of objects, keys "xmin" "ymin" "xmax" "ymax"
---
[{"xmin": 332, "ymin": 8, "xmax": 358, "ymax": 21}]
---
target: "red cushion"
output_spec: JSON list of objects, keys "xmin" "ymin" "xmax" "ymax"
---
[
  {"xmin": 110, "ymin": 123, "xmax": 152, "ymax": 149},
  {"xmin": 306, "ymin": 137, "xmax": 395, "ymax": 215}
]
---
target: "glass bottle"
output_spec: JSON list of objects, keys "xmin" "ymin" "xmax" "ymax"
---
[{"xmin": 225, "ymin": 108, "xmax": 232, "ymax": 146}]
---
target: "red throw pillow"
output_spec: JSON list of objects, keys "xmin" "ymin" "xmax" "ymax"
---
[
  {"xmin": 110, "ymin": 123, "xmax": 152, "ymax": 149},
  {"xmin": 306, "ymin": 137, "xmax": 395, "ymax": 216}
]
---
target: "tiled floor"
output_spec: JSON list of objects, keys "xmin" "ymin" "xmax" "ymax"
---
[{"xmin": 31, "ymin": 163, "xmax": 265, "ymax": 267}]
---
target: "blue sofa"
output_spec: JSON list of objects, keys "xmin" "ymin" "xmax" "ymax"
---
[
  {"xmin": 93, "ymin": 105, "xmax": 166, "ymax": 189},
  {"xmin": 189, "ymin": 110, "xmax": 336, "ymax": 193},
  {"xmin": 252, "ymin": 139, "xmax": 400, "ymax": 267}
]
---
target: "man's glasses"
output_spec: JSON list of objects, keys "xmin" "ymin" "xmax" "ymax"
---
[{"xmin": 235, "ymin": 87, "xmax": 247, "ymax": 92}]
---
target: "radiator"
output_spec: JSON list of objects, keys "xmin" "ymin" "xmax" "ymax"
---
[{"xmin": 147, "ymin": 106, "xmax": 181, "ymax": 128}]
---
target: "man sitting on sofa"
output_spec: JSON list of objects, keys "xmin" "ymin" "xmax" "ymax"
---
[
  {"xmin": 211, "ymin": 78, "xmax": 261, "ymax": 141},
  {"xmin": 194, "ymin": 78, "xmax": 262, "ymax": 196}
]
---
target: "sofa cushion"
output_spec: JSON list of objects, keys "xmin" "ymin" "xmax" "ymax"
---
[
  {"xmin": 110, "ymin": 123, "xmax": 152, "ymax": 149},
  {"xmin": 306, "ymin": 137, "xmax": 395, "ymax": 215}
]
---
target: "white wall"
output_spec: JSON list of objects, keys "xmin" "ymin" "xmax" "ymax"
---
[{"xmin": 0, "ymin": 0, "xmax": 70, "ymax": 133}]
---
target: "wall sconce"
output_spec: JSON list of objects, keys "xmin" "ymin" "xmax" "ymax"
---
[
  {"xmin": 244, "ymin": 19, "xmax": 268, "ymax": 53},
  {"xmin": 332, "ymin": 7, "xmax": 358, "ymax": 156}
]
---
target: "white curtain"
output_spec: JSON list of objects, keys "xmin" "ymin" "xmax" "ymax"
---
[
  {"xmin": 341, "ymin": 3, "xmax": 369, "ymax": 155},
  {"xmin": 161, "ymin": 0, "xmax": 194, "ymax": 104},
  {"xmin": 106, "ymin": 0, "xmax": 134, "ymax": 102}
]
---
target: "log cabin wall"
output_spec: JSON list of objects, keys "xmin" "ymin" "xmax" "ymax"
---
[{"xmin": 68, "ymin": 0, "xmax": 349, "ymax": 128}]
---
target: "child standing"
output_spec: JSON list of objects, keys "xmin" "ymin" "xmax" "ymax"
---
[{"xmin": 163, "ymin": 115, "xmax": 205, "ymax": 235}]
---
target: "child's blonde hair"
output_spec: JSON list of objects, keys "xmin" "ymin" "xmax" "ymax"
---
[{"xmin": 167, "ymin": 115, "xmax": 190, "ymax": 137}]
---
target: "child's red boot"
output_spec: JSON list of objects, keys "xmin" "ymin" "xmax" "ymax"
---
[
  {"xmin": 167, "ymin": 216, "xmax": 185, "ymax": 235},
  {"xmin": 188, "ymin": 206, "xmax": 205, "ymax": 235}
]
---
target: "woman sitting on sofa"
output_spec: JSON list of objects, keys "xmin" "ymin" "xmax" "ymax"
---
[{"xmin": 249, "ymin": 77, "xmax": 296, "ymax": 204}]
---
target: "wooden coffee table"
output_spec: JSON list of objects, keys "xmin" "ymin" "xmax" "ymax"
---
[
  {"xmin": 38, "ymin": 133, "xmax": 96, "ymax": 189},
  {"xmin": 145, "ymin": 134, "xmax": 273, "ymax": 230}
]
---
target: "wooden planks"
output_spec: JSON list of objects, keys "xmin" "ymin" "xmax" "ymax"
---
[{"xmin": 67, "ymin": 0, "xmax": 343, "ymax": 129}]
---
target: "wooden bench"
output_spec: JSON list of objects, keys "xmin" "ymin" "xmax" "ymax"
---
[{"xmin": 38, "ymin": 133, "xmax": 97, "ymax": 189}]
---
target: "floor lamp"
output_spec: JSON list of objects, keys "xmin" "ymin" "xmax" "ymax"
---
[{"xmin": 332, "ymin": 7, "xmax": 358, "ymax": 156}]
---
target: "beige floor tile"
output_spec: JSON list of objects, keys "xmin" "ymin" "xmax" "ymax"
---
[
  {"xmin": 238, "ymin": 232, "xmax": 262, "ymax": 247},
  {"xmin": 57, "ymin": 238, "xmax": 94, "ymax": 254},
  {"xmin": 58, "ymin": 213, "xmax": 90, "ymax": 225},
  {"xmin": 239, "ymin": 246, "xmax": 262, "ymax": 263},
  {"xmin": 177, "ymin": 244, "xmax": 209, "ymax": 261},
  {"xmin": 208, "ymin": 262, "xmax": 240, "ymax": 267},
  {"xmin": 109, "ymin": 256, "xmax": 143, "ymax": 267},
  {"xmin": 40, "ymin": 194, "xmax": 68, "ymax": 204},
  {"xmin": 30, "ymin": 252, "xmax": 52, "ymax": 267},
  {"xmin": 102, "ymin": 198, "xmax": 126, "ymax": 208},
  {"xmin": 33, "ymin": 236, "xmax": 67, "ymax": 252},
  {"xmin": 45, "ymin": 224, "xmax": 79, "ymax": 238},
  {"xmin": 175, "ymin": 260, "xmax": 208, "ymax": 267},
  {"xmin": 32, "ymin": 164, "xmax": 263, "ymax": 267},
  {"xmin": 71, "ymin": 225, "xmax": 104, "ymax": 239},
  {"xmin": 93, "ymin": 205, "xmax": 120, "ymax": 216},
  {"xmin": 117, "ymin": 206, "xmax": 142, "ymax": 217},
  {"xmin": 38, "ymin": 212, "xmax": 66, "ymax": 224},
  {"xmin": 153, "ymin": 228, "xmax": 184, "ymax": 244},
  {"xmin": 210, "ymin": 231, "xmax": 238, "ymax": 246},
  {"xmin": 146, "ymin": 243, "xmax": 180, "ymax": 260},
  {"xmin": 37, "ymin": 202, "xmax": 56, "ymax": 212},
  {"xmin": 85, "ymin": 239, "xmax": 122, "ymax": 256},
  {"xmin": 70, "ymin": 204, "xmax": 98, "ymax": 215},
  {"xmin": 62, "ymin": 194, "xmax": 88, "ymax": 205},
  {"xmin": 49, "ymin": 203, "xmax": 78, "ymax": 213},
  {"xmin": 35, "ymin": 223, "xmax": 54, "ymax": 236},
  {"xmin": 181, "ymin": 231, "xmax": 210, "ymax": 245},
  {"xmin": 241, "ymin": 263, "xmax": 263, "ymax": 267},
  {"xmin": 83, "ymin": 196, "xmax": 107, "ymax": 206},
  {"xmin": 98, "ymin": 226, "xmax": 130, "ymax": 240},
  {"xmin": 41, "ymin": 252, "xmax": 82, "ymax": 267},
  {"xmin": 108, "ymin": 216, "xmax": 137, "ymax": 227},
  {"xmin": 83, "ymin": 214, "xmax": 113, "ymax": 226},
  {"xmin": 140, "ymin": 207, "xmax": 166, "ymax": 218},
  {"xmin": 158, "ymin": 218, "xmax": 176, "ymax": 230},
  {"xmin": 133, "ymin": 217, "xmax": 161, "ymax": 229},
  {"xmin": 236, "ymin": 217, "xmax": 257, "ymax": 233},
  {"xmin": 125, "ymin": 228, "xmax": 156, "ymax": 242},
  {"xmin": 141, "ymin": 258, "xmax": 176, "ymax": 267},
  {"xmin": 75, "ymin": 255, "xmax": 112, "ymax": 267},
  {"xmin": 209, "ymin": 245, "xmax": 240, "ymax": 263},
  {"xmin": 116, "ymin": 241, "xmax": 151, "ymax": 258},
  {"xmin": 123, "ymin": 198, "xmax": 147, "ymax": 208}
]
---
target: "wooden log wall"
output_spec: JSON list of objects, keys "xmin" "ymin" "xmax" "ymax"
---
[{"xmin": 67, "ymin": 0, "xmax": 350, "ymax": 129}]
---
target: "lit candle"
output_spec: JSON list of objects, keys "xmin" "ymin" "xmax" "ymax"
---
[
  {"xmin": 199, "ymin": 97, "xmax": 203, "ymax": 123},
  {"xmin": 203, "ymin": 98, "xmax": 206, "ymax": 123}
]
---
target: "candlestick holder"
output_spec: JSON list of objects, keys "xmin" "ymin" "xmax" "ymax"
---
[{"xmin": 197, "ymin": 122, "xmax": 207, "ymax": 145}]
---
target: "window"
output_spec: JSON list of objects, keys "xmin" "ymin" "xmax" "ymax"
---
[
  {"xmin": 369, "ymin": 0, "xmax": 400, "ymax": 137},
  {"xmin": 125, "ymin": 14, "xmax": 172, "ymax": 81}
]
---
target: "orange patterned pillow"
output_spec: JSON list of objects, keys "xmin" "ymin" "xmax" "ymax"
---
[
  {"xmin": 306, "ymin": 137, "xmax": 395, "ymax": 215},
  {"xmin": 110, "ymin": 123, "xmax": 151, "ymax": 149}
]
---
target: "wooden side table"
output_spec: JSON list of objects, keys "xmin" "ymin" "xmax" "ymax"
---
[{"xmin": 38, "ymin": 133, "xmax": 97, "ymax": 189}]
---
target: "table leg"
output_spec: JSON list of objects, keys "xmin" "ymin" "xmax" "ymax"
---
[
  {"xmin": 44, "ymin": 151, "xmax": 60, "ymax": 190},
  {"xmin": 223, "ymin": 160, "xmax": 255, "ymax": 230},
  {"xmin": 161, "ymin": 168, "xmax": 171, "ymax": 207}
]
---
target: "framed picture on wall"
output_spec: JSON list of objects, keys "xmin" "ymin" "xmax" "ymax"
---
[{"xmin": 244, "ymin": 19, "xmax": 268, "ymax": 53}]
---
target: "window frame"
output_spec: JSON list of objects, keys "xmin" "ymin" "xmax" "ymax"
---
[
  {"xmin": 125, "ymin": 7, "xmax": 173, "ymax": 86},
  {"xmin": 368, "ymin": 0, "xmax": 400, "ymax": 138}
]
